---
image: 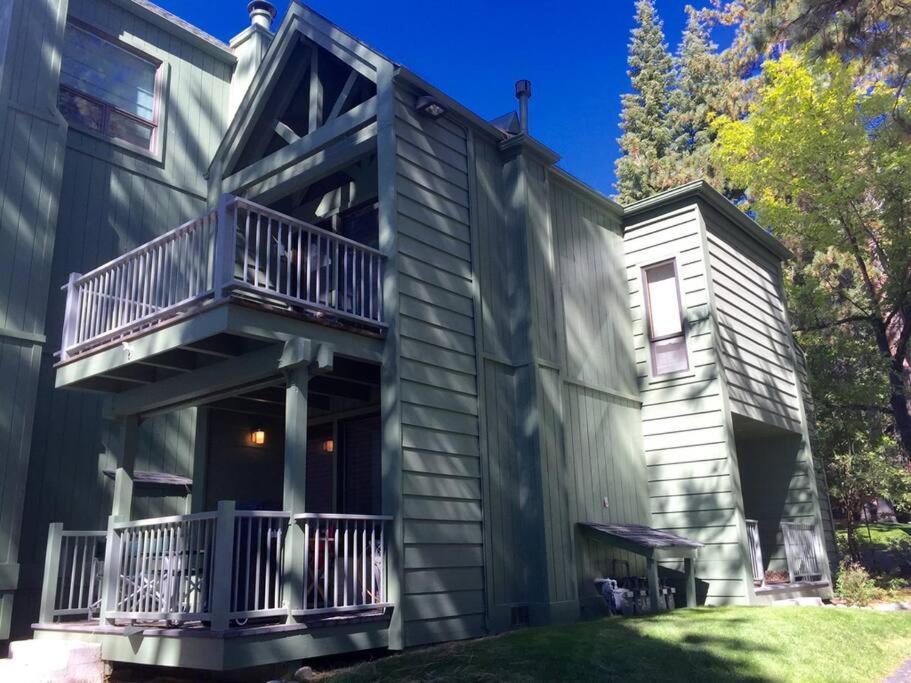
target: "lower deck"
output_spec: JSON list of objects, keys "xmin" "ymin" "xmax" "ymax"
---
[{"xmin": 33, "ymin": 609, "xmax": 391, "ymax": 670}]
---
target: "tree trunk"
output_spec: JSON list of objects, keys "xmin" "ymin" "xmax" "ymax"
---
[{"xmin": 870, "ymin": 316, "xmax": 911, "ymax": 457}]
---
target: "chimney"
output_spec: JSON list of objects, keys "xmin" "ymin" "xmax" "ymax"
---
[
  {"xmin": 228, "ymin": 1, "xmax": 277, "ymax": 118},
  {"xmin": 515, "ymin": 80, "xmax": 531, "ymax": 135}
]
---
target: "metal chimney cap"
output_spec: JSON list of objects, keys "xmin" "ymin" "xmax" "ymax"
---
[
  {"xmin": 515, "ymin": 80, "xmax": 532, "ymax": 98},
  {"xmin": 247, "ymin": 0, "xmax": 277, "ymax": 29}
]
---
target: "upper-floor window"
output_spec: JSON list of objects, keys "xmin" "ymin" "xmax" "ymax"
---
[
  {"xmin": 643, "ymin": 259, "xmax": 689, "ymax": 376},
  {"xmin": 58, "ymin": 21, "xmax": 161, "ymax": 152}
]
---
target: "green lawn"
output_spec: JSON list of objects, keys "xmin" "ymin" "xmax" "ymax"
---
[
  {"xmin": 325, "ymin": 607, "xmax": 911, "ymax": 683},
  {"xmin": 838, "ymin": 523, "xmax": 911, "ymax": 551}
]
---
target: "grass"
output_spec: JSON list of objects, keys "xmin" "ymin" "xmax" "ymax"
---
[
  {"xmin": 837, "ymin": 523, "xmax": 911, "ymax": 551},
  {"xmin": 324, "ymin": 607, "xmax": 911, "ymax": 683}
]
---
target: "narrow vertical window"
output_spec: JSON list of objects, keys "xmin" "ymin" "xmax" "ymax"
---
[{"xmin": 643, "ymin": 259, "xmax": 689, "ymax": 376}]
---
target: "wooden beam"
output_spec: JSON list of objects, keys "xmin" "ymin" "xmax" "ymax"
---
[
  {"xmin": 138, "ymin": 349, "xmax": 199, "ymax": 372},
  {"xmin": 308, "ymin": 44, "xmax": 323, "ymax": 133},
  {"xmin": 328, "ymin": 70, "xmax": 358, "ymax": 121},
  {"xmin": 113, "ymin": 345, "xmax": 285, "ymax": 417},
  {"xmin": 246, "ymin": 121, "xmax": 377, "ymax": 206},
  {"xmin": 223, "ymin": 96, "xmax": 377, "ymax": 195},
  {"xmin": 274, "ymin": 121, "xmax": 300, "ymax": 145},
  {"xmin": 231, "ymin": 39, "xmax": 312, "ymax": 173},
  {"xmin": 182, "ymin": 336, "xmax": 243, "ymax": 358}
]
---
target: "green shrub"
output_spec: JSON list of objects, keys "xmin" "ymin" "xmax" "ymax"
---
[{"xmin": 836, "ymin": 560, "xmax": 885, "ymax": 605}]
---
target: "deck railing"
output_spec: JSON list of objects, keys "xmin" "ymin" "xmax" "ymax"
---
[
  {"xmin": 40, "ymin": 505, "xmax": 392, "ymax": 629},
  {"xmin": 230, "ymin": 511, "xmax": 290, "ymax": 621},
  {"xmin": 39, "ymin": 525, "xmax": 106, "ymax": 623},
  {"xmin": 107, "ymin": 512, "xmax": 218, "ymax": 623},
  {"xmin": 781, "ymin": 521, "xmax": 825, "ymax": 582},
  {"xmin": 292, "ymin": 513, "xmax": 392, "ymax": 616},
  {"xmin": 60, "ymin": 195, "xmax": 385, "ymax": 360},
  {"xmin": 745, "ymin": 519, "xmax": 764, "ymax": 585}
]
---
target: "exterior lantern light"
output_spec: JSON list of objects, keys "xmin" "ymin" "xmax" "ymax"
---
[
  {"xmin": 250, "ymin": 429, "xmax": 266, "ymax": 446},
  {"xmin": 321, "ymin": 439, "xmax": 335, "ymax": 454},
  {"xmin": 415, "ymin": 95, "xmax": 446, "ymax": 119}
]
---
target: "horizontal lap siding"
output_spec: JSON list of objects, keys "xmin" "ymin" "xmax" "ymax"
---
[
  {"xmin": 395, "ymin": 88, "xmax": 483, "ymax": 646},
  {"xmin": 703, "ymin": 206, "xmax": 802, "ymax": 432},
  {"xmin": 795, "ymin": 348, "xmax": 838, "ymax": 568},
  {"xmin": 13, "ymin": 0, "xmax": 231, "ymax": 638},
  {"xmin": 624, "ymin": 205, "xmax": 749, "ymax": 604}
]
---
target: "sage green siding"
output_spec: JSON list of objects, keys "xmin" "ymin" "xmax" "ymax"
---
[
  {"xmin": 703, "ymin": 205, "xmax": 802, "ymax": 432},
  {"xmin": 393, "ymin": 85, "xmax": 486, "ymax": 647},
  {"xmin": 0, "ymin": 0, "xmax": 70, "ymax": 639},
  {"xmin": 11, "ymin": 0, "xmax": 233, "ymax": 637},
  {"xmin": 624, "ymin": 202, "xmax": 753, "ymax": 605}
]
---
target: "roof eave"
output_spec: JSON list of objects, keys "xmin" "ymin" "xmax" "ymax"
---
[{"xmin": 623, "ymin": 180, "xmax": 793, "ymax": 261}]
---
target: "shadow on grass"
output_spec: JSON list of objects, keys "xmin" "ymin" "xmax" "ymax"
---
[{"xmin": 328, "ymin": 610, "xmax": 778, "ymax": 683}]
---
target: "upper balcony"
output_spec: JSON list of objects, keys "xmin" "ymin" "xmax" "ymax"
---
[{"xmin": 57, "ymin": 196, "xmax": 385, "ymax": 385}]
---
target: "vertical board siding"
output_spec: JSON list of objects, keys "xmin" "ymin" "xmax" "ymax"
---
[
  {"xmin": 11, "ymin": 0, "xmax": 232, "ymax": 638},
  {"xmin": 624, "ymin": 205, "xmax": 750, "ymax": 604},
  {"xmin": 703, "ymin": 205, "xmax": 802, "ymax": 432},
  {"xmin": 0, "ymin": 0, "xmax": 70, "ymax": 639},
  {"xmin": 546, "ymin": 179, "xmax": 649, "ymax": 606},
  {"xmin": 395, "ymin": 87, "xmax": 485, "ymax": 647}
]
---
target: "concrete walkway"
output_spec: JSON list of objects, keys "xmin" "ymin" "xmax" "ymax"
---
[{"xmin": 885, "ymin": 658, "xmax": 911, "ymax": 682}]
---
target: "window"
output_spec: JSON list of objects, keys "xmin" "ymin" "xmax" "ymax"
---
[
  {"xmin": 58, "ymin": 21, "xmax": 161, "ymax": 152},
  {"xmin": 642, "ymin": 259, "xmax": 689, "ymax": 376}
]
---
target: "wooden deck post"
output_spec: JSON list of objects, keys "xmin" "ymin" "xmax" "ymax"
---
[
  {"xmin": 60, "ymin": 272, "xmax": 82, "ymax": 361},
  {"xmin": 283, "ymin": 364, "xmax": 310, "ymax": 621},
  {"xmin": 684, "ymin": 557, "xmax": 697, "ymax": 608},
  {"xmin": 108, "ymin": 414, "xmax": 139, "ymax": 520},
  {"xmin": 647, "ymin": 557, "xmax": 660, "ymax": 613},
  {"xmin": 38, "ymin": 523, "xmax": 64, "ymax": 624},
  {"xmin": 213, "ymin": 194, "xmax": 237, "ymax": 298},
  {"xmin": 209, "ymin": 500, "xmax": 237, "ymax": 631}
]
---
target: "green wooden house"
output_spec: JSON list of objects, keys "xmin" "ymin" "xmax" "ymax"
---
[{"xmin": 0, "ymin": 0, "xmax": 837, "ymax": 672}]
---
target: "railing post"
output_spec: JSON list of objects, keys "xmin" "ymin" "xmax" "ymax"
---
[
  {"xmin": 213, "ymin": 195, "xmax": 237, "ymax": 298},
  {"xmin": 209, "ymin": 500, "xmax": 236, "ymax": 631},
  {"xmin": 38, "ymin": 523, "xmax": 64, "ymax": 624},
  {"xmin": 60, "ymin": 272, "xmax": 81, "ymax": 361},
  {"xmin": 99, "ymin": 516, "xmax": 122, "ymax": 626}
]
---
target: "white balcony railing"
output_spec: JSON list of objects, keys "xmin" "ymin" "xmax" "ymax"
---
[
  {"xmin": 781, "ymin": 521, "xmax": 825, "ymax": 582},
  {"xmin": 745, "ymin": 519, "xmax": 763, "ymax": 585},
  {"xmin": 39, "ymin": 506, "xmax": 392, "ymax": 629},
  {"xmin": 60, "ymin": 195, "xmax": 385, "ymax": 360}
]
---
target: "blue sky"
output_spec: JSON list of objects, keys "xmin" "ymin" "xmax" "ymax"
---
[{"xmin": 155, "ymin": 0, "xmax": 705, "ymax": 196}]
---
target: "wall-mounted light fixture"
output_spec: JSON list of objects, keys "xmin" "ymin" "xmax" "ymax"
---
[
  {"xmin": 415, "ymin": 95, "xmax": 446, "ymax": 119},
  {"xmin": 250, "ymin": 429, "xmax": 266, "ymax": 446},
  {"xmin": 321, "ymin": 438, "xmax": 335, "ymax": 454}
]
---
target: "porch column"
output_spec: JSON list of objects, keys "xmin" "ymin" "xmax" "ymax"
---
[
  {"xmin": 107, "ymin": 414, "xmax": 139, "ymax": 520},
  {"xmin": 100, "ymin": 414, "xmax": 138, "ymax": 625},
  {"xmin": 283, "ymin": 364, "xmax": 310, "ymax": 621},
  {"xmin": 647, "ymin": 557, "xmax": 660, "ymax": 612},
  {"xmin": 684, "ymin": 557, "xmax": 697, "ymax": 607}
]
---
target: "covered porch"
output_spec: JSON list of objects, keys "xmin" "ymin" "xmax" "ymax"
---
[
  {"xmin": 734, "ymin": 414, "xmax": 833, "ymax": 602},
  {"xmin": 39, "ymin": 332, "xmax": 396, "ymax": 670}
]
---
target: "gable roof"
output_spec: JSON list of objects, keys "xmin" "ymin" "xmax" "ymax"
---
[
  {"xmin": 623, "ymin": 179, "xmax": 793, "ymax": 261},
  {"xmin": 209, "ymin": 0, "xmax": 393, "ymax": 177}
]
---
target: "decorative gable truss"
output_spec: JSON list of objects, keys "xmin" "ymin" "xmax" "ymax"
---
[{"xmin": 209, "ymin": 3, "xmax": 393, "ymax": 208}]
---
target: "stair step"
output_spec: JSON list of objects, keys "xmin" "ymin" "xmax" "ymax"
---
[{"xmin": 4, "ymin": 639, "xmax": 104, "ymax": 683}]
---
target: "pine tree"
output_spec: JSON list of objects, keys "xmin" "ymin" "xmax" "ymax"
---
[
  {"xmin": 669, "ymin": 8, "xmax": 725, "ymax": 185},
  {"xmin": 614, "ymin": 0, "xmax": 677, "ymax": 204}
]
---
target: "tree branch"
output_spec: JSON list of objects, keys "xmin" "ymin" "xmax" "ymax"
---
[{"xmin": 794, "ymin": 314, "xmax": 874, "ymax": 332}]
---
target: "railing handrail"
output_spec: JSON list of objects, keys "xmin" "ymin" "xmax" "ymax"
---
[
  {"xmin": 232, "ymin": 197, "xmax": 385, "ymax": 258},
  {"xmin": 61, "ymin": 530, "xmax": 108, "ymax": 537},
  {"xmin": 64, "ymin": 209, "xmax": 218, "ymax": 288},
  {"xmin": 112, "ymin": 511, "xmax": 218, "ymax": 530},
  {"xmin": 293, "ymin": 513, "xmax": 393, "ymax": 521}
]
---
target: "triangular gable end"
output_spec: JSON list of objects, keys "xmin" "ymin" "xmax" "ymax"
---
[{"xmin": 210, "ymin": 2, "xmax": 392, "ymax": 195}]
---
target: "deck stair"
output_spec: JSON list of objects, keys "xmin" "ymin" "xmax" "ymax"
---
[{"xmin": 0, "ymin": 639, "xmax": 105, "ymax": 683}]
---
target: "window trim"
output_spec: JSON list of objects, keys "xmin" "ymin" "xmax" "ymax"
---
[
  {"xmin": 641, "ymin": 257, "xmax": 691, "ymax": 379},
  {"xmin": 58, "ymin": 18, "xmax": 167, "ymax": 159}
]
